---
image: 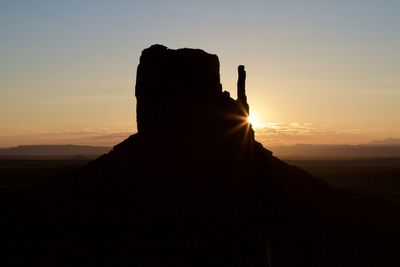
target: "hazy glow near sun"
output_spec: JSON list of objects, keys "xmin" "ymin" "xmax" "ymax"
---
[{"xmin": 247, "ymin": 112, "xmax": 261, "ymax": 128}]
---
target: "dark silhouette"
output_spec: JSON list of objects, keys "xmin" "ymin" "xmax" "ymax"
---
[
  {"xmin": 3, "ymin": 45, "xmax": 398, "ymax": 266},
  {"xmin": 0, "ymin": 145, "xmax": 111, "ymax": 157},
  {"xmin": 237, "ymin": 65, "xmax": 249, "ymax": 115}
]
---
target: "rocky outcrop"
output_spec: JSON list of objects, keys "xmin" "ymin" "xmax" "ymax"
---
[
  {"xmin": 135, "ymin": 45, "xmax": 251, "ymax": 149},
  {"xmin": 132, "ymin": 45, "xmax": 256, "ymax": 179},
  {"xmin": 237, "ymin": 65, "xmax": 249, "ymax": 114}
]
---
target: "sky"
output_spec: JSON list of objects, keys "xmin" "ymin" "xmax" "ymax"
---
[{"xmin": 1, "ymin": 0, "xmax": 399, "ymax": 147}]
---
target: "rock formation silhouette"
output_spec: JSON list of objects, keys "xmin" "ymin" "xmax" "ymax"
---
[
  {"xmin": 237, "ymin": 65, "xmax": 249, "ymax": 115},
  {"xmin": 7, "ymin": 45, "xmax": 399, "ymax": 266}
]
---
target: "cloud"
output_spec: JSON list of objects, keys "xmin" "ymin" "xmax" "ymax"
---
[
  {"xmin": 253, "ymin": 123, "xmax": 400, "ymax": 146},
  {"xmin": 1, "ymin": 123, "xmax": 399, "ymax": 148},
  {"xmin": 39, "ymin": 131, "xmax": 97, "ymax": 136},
  {"xmin": 90, "ymin": 132, "xmax": 132, "ymax": 140}
]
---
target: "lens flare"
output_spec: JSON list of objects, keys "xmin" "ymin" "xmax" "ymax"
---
[{"xmin": 247, "ymin": 113, "xmax": 260, "ymax": 128}]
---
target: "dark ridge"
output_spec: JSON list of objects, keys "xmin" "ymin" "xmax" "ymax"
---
[
  {"xmin": 4, "ymin": 45, "xmax": 398, "ymax": 266},
  {"xmin": 0, "ymin": 144, "xmax": 111, "ymax": 156},
  {"xmin": 270, "ymin": 144, "xmax": 400, "ymax": 160}
]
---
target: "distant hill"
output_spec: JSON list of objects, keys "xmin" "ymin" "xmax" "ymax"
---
[
  {"xmin": 3, "ymin": 143, "xmax": 400, "ymax": 160},
  {"xmin": 369, "ymin": 138, "xmax": 400, "ymax": 145},
  {"xmin": 0, "ymin": 145, "xmax": 111, "ymax": 158},
  {"xmin": 269, "ymin": 144, "xmax": 400, "ymax": 159}
]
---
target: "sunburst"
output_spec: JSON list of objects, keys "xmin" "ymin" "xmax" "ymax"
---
[{"xmin": 247, "ymin": 112, "xmax": 260, "ymax": 128}]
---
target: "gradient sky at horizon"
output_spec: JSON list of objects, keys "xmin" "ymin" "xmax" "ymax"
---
[{"xmin": 1, "ymin": 0, "xmax": 399, "ymax": 147}]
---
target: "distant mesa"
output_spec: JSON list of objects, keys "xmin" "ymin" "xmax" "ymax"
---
[
  {"xmin": 270, "ymin": 143, "xmax": 400, "ymax": 160},
  {"xmin": 0, "ymin": 144, "xmax": 111, "ymax": 157},
  {"xmin": 369, "ymin": 137, "xmax": 400, "ymax": 145}
]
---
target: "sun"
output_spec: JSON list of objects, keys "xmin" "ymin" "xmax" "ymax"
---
[{"xmin": 247, "ymin": 112, "xmax": 260, "ymax": 128}]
